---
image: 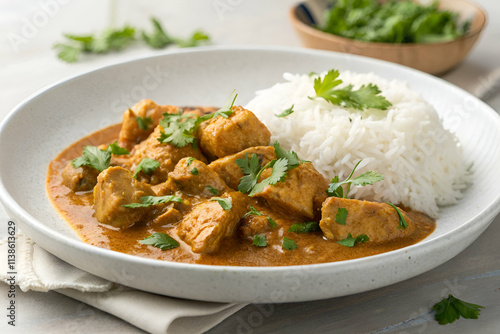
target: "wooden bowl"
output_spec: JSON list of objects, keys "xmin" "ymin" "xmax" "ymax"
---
[{"xmin": 290, "ymin": 0, "xmax": 487, "ymax": 75}]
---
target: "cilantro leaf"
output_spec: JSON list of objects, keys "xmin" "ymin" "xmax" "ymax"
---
[
  {"xmin": 158, "ymin": 111, "xmax": 200, "ymax": 148},
  {"xmin": 136, "ymin": 115, "xmax": 153, "ymax": 130},
  {"xmin": 134, "ymin": 158, "xmax": 160, "ymax": 178},
  {"xmin": 206, "ymin": 186, "xmax": 219, "ymax": 195},
  {"xmin": 236, "ymin": 153, "xmax": 262, "ymax": 194},
  {"xmin": 140, "ymin": 232, "xmax": 179, "ymax": 250},
  {"xmin": 190, "ymin": 167, "xmax": 199, "ymax": 175},
  {"xmin": 106, "ymin": 141, "xmax": 130, "ymax": 155},
  {"xmin": 122, "ymin": 195, "xmax": 182, "ymax": 208},
  {"xmin": 243, "ymin": 205, "xmax": 264, "ymax": 218},
  {"xmin": 273, "ymin": 141, "xmax": 302, "ymax": 170},
  {"xmin": 142, "ymin": 17, "xmax": 173, "ymax": 49},
  {"xmin": 72, "ymin": 146, "xmax": 111, "ymax": 172},
  {"xmin": 288, "ymin": 222, "xmax": 320, "ymax": 233},
  {"xmin": 327, "ymin": 160, "xmax": 384, "ymax": 198},
  {"xmin": 386, "ymin": 203, "xmax": 408, "ymax": 229},
  {"xmin": 249, "ymin": 158, "xmax": 288, "ymax": 196},
  {"xmin": 252, "ymin": 234, "xmax": 267, "ymax": 247},
  {"xmin": 186, "ymin": 157, "xmax": 195, "ymax": 166},
  {"xmin": 276, "ymin": 105, "xmax": 295, "ymax": 117},
  {"xmin": 282, "ymin": 237, "xmax": 298, "ymax": 250},
  {"xmin": 311, "ymin": 69, "xmax": 392, "ymax": 111},
  {"xmin": 210, "ymin": 197, "xmax": 232, "ymax": 211},
  {"xmin": 175, "ymin": 30, "xmax": 211, "ymax": 48},
  {"xmin": 200, "ymin": 90, "xmax": 238, "ymax": 121},
  {"xmin": 335, "ymin": 207, "xmax": 348, "ymax": 225},
  {"xmin": 433, "ymin": 295, "xmax": 484, "ymax": 325},
  {"xmin": 337, "ymin": 233, "xmax": 369, "ymax": 247},
  {"xmin": 267, "ymin": 217, "xmax": 278, "ymax": 229},
  {"xmin": 54, "ymin": 43, "xmax": 81, "ymax": 63}
]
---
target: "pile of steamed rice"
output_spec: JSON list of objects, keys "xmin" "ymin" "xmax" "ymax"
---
[{"xmin": 246, "ymin": 71, "xmax": 469, "ymax": 218}]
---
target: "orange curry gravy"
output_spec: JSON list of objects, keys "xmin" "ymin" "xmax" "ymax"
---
[{"xmin": 47, "ymin": 124, "xmax": 435, "ymax": 266}]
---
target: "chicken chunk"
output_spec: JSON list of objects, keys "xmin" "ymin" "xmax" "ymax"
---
[
  {"xmin": 177, "ymin": 191, "xmax": 249, "ymax": 253},
  {"xmin": 168, "ymin": 157, "xmax": 230, "ymax": 197},
  {"xmin": 93, "ymin": 166, "xmax": 155, "ymax": 228},
  {"xmin": 319, "ymin": 197, "xmax": 415, "ymax": 243},
  {"xmin": 130, "ymin": 125, "xmax": 207, "ymax": 184},
  {"xmin": 208, "ymin": 146, "xmax": 276, "ymax": 190},
  {"xmin": 61, "ymin": 162, "xmax": 100, "ymax": 192},
  {"xmin": 256, "ymin": 163, "xmax": 329, "ymax": 220},
  {"xmin": 118, "ymin": 99, "xmax": 178, "ymax": 150},
  {"xmin": 198, "ymin": 106, "xmax": 271, "ymax": 160}
]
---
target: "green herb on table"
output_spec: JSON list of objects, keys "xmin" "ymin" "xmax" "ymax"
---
[
  {"xmin": 55, "ymin": 18, "xmax": 210, "ymax": 63},
  {"xmin": 433, "ymin": 294, "xmax": 484, "ymax": 325},
  {"xmin": 282, "ymin": 237, "xmax": 298, "ymax": 250},
  {"xmin": 122, "ymin": 195, "xmax": 182, "ymax": 208},
  {"xmin": 133, "ymin": 158, "xmax": 160, "ymax": 178},
  {"xmin": 210, "ymin": 197, "xmax": 232, "ymax": 211},
  {"xmin": 386, "ymin": 202, "xmax": 408, "ymax": 229},
  {"xmin": 140, "ymin": 232, "xmax": 179, "ymax": 250},
  {"xmin": 311, "ymin": 69, "xmax": 392, "ymax": 111},
  {"xmin": 320, "ymin": 0, "xmax": 470, "ymax": 44},
  {"xmin": 288, "ymin": 222, "xmax": 320, "ymax": 233},
  {"xmin": 327, "ymin": 160, "xmax": 384, "ymax": 198},
  {"xmin": 276, "ymin": 104, "xmax": 295, "ymax": 117},
  {"xmin": 136, "ymin": 115, "xmax": 153, "ymax": 130},
  {"xmin": 72, "ymin": 145, "xmax": 111, "ymax": 172},
  {"xmin": 337, "ymin": 233, "xmax": 369, "ymax": 247},
  {"xmin": 253, "ymin": 234, "xmax": 267, "ymax": 247}
]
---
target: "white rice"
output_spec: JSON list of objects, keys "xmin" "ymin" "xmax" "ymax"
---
[{"xmin": 246, "ymin": 71, "xmax": 469, "ymax": 218}]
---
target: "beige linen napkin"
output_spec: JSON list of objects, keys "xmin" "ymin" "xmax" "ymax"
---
[{"xmin": 0, "ymin": 231, "xmax": 246, "ymax": 334}]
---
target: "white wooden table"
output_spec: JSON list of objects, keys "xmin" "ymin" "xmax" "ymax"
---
[{"xmin": 1, "ymin": 1, "xmax": 499, "ymax": 333}]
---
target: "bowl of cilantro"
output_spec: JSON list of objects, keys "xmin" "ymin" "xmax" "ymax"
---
[{"xmin": 290, "ymin": 0, "xmax": 487, "ymax": 75}]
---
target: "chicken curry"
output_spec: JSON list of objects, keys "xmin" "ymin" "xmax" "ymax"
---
[{"xmin": 47, "ymin": 99, "xmax": 435, "ymax": 266}]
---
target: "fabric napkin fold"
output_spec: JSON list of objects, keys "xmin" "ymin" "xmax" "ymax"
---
[{"xmin": 0, "ymin": 231, "xmax": 246, "ymax": 334}]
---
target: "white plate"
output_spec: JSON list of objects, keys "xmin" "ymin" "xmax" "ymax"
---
[{"xmin": 1, "ymin": 46, "xmax": 499, "ymax": 303}]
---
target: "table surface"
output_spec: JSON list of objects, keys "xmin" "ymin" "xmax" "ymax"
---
[{"xmin": 0, "ymin": 1, "xmax": 499, "ymax": 333}]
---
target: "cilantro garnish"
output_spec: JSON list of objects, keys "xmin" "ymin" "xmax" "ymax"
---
[
  {"xmin": 133, "ymin": 158, "xmax": 160, "ymax": 178},
  {"xmin": 275, "ymin": 105, "xmax": 295, "ymax": 117},
  {"xmin": 190, "ymin": 167, "xmax": 199, "ymax": 175},
  {"xmin": 433, "ymin": 295, "xmax": 484, "ymax": 325},
  {"xmin": 158, "ymin": 111, "xmax": 201, "ymax": 149},
  {"xmin": 267, "ymin": 217, "xmax": 278, "ymax": 229},
  {"xmin": 186, "ymin": 157, "xmax": 195, "ymax": 166},
  {"xmin": 327, "ymin": 160, "xmax": 384, "ymax": 198},
  {"xmin": 337, "ymin": 233, "xmax": 369, "ymax": 247},
  {"xmin": 273, "ymin": 141, "xmax": 305, "ymax": 171},
  {"xmin": 386, "ymin": 203, "xmax": 408, "ymax": 229},
  {"xmin": 252, "ymin": 234, "xmax": 267, "ymax": 247},
  {"xmin": 122, "ymin": 195, "xmax": 182, "ymax": 208},
  {"xmin": 136, "ymin": 115, "xmax": 153, "ymax": 130},
  {"xmin": 282, "ymin": 237, "xmax": 298, "ymax": 250},
  {"xmin": 210, "ymin": 197, "xmax": 232, "ymax": 211},
  {"xmin": 140, "ymin": 232, "xmax": 179, "ymax": 250},
  {"xmin": 72, "ymin": 146, "xmax": 111, "ymax": 172},
  {"xmin": 335, "ymin": 208, "xmax": 348, "ymax": 225},
  {"xmin": 106, "ymin": 141, "xmax": 130, "ymax": 155},
  {"xmin": 288, "ymin": 222, "xmax": 320, "ymax": 233},
  {"xmin": 206, "ymin": 186, "xmax": 219, "ymax": 195},
  {"xmin": 310, "ymin": 69, "xmax": 392, "ymax": 111},
  {"xmin": 235, "ymin": 153, "xmax": 288, "ymax": 196},
  {"xmin": 243, "ymin": 205, "xmax": 264, "ymax": 218},
  {"xmin": 201, "ymin": 90, "xmax": 237, "ymax": 121}
]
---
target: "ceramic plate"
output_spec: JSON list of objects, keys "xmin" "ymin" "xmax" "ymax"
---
[{"xmin": 1, "ymin": 47, "xmax": 499, "ymax": 303}]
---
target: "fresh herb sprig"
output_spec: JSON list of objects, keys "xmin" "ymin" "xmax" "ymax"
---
[
  {"xmin": 55, "ymin": 17, "xmax": 210, "ymax": 63},
  {"xmin": 210, "ymin": 197, "xmax": 232, "ymax": 211},
  {"xmin": 337, "ymin": 233, "xmax": 369, "ymax": 247},
  {"xmin": 133, "ymin": 158, "xmax": 160, "ymax": 178},
  {"xmin": 72, "ymin": 146, "xmax": 111, "ymax": 172},
  {"xmin": 386, "ymin": 202, "xmax": 408, "ymax": 229},
  {"xmin": 275, "ymin": 105, "xmax": 295, "ymax": 117},
  {"xmin": 236, "ymin": 154, "xmax": 288, "ymax": 196},
  {"xmin": 288, "ymin": 222, "xmax": 320, "ymax": 233},
  {"xmin": 433, "ymin": 295, "xmax": 484, "ymax": 325},
  {"xmin": 140, "ymin": 232, "xmax": 179, "ymax": 250},
  {"xmin": 327, "ymin": 160, "xmax": 384, "ymax": 198},
  {"xmin": 122, "ymin": 195, "xmax": 182, "ymax": 208},
  {"xmin": 311, "ymin": 69, "xmax": 392, "ymax": 111},
  {"xmin": 253, "ymin": 234, "xmax": 267, "ymax": 247}
]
